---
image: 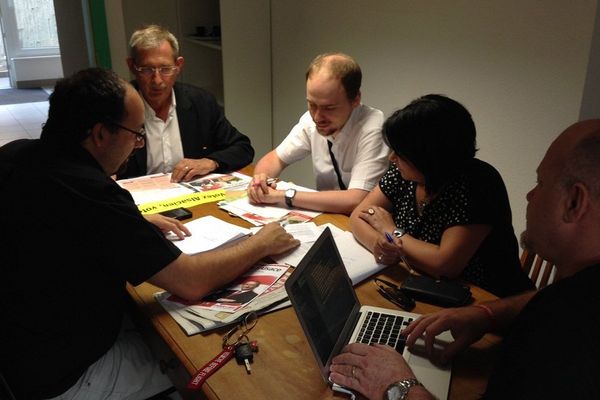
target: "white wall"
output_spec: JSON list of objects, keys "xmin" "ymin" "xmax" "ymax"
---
[{"xmin": 269, "ymin": 0, "xmax": 598, "ymax": 237}]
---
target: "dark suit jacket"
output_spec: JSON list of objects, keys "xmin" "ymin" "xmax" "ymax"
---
[{"xmin": 120, "ymin": 82, "xmax": 254, "ymax": 178}]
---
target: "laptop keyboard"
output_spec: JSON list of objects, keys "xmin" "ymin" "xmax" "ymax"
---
[{"xmin": 356, "ymin": 311, "xmax": 413, "ymax": 353}]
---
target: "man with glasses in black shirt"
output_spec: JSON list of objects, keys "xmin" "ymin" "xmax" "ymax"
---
[{"xmin": 0, "ymin": 68, "xmax": 298, "ymax": 400}]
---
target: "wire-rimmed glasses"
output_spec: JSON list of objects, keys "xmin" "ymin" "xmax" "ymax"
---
[
  {"xmin": 222, "ymin": 312, "xmax": 258, "ymax": 347},
  {"xmin": 133, "ymin": 65, "xmax": 179, "ymax": 77}
]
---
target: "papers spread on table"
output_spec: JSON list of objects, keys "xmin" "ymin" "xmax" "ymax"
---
[
  {"xmin": 251, "ymin": 222, "xmax": 386, "ymax": 285},
  {"xmin": 165, "ymin": 215, "xmax": 251, "ymax": 255},
  {"xmin": 218, "ymin": 181, "xmax": 321, "ymax": 226},
  {"xmin": 155, "ymin": 263, "xmax": 292, "ymax": 335},
  {"xmin": 117, "ymin": 171, "xmax": 252, "ymax": 205}
]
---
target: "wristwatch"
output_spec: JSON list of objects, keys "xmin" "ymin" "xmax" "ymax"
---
[
  {"xmin": 393, "ymin": 228, "xmax": 406, "ymax": 238},
  {"xmin": 284, "ymin": 188, "xmax": 296, "ymax": 208},
  {"xmin": 385, "ymin": 378, "xmax": 422, "ymax": 400}
]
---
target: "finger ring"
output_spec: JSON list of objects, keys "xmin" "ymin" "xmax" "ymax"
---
[
  {"xmin": 378, "ymin": 255, "xmax": 383, "ymax": 261},
  {"xmin": 368, "ymin": 208, "xmax": 374, "ymax": 215},
  {"xmin": 351, "ymin": 366, "xmax": 356, "ymax": 379},
  {"xmin": 184, "ymin": 166, "xmax": 189, "ymax": 170}
]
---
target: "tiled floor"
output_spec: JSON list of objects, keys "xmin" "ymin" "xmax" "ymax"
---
[
  {"xmin": 0, "ymin": 101, "xmax": 49, "ymax": 147},
  {"xmin": 0, "ymin": 76, "xmax": 50, "ymax": 147}
]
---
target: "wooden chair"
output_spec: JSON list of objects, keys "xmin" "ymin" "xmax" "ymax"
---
[{"xmin": 520, "ymin": 249, "xmax": 558, "ymax": 289}]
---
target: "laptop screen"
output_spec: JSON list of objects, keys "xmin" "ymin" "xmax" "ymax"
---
[{"xmin": 285, "ymin": 227, "xmax": 360, "ymax": 367}]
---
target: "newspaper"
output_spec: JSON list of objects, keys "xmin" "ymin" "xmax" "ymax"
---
[{"xmin": 155, "ymin": 264, "xmax": 292, "ymax": 335}]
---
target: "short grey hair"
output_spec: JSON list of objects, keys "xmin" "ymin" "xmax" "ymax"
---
[{"xmin": 129, "ymin": 24, "xmax": 179, "ymax": 61}]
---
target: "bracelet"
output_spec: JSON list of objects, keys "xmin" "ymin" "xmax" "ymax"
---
[{"xmin": 473, "ymin": 304, "xmax": 495, "ymax": 331}]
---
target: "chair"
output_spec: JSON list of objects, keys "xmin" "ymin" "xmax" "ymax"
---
[{"xmin": 520, "ymin": 249, "xmax": 558, "ymax": 289}]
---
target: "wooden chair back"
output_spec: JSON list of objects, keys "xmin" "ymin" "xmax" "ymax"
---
[{"xmin": 520, "ymin": 249, "xmax": 558, "ymax": 289}]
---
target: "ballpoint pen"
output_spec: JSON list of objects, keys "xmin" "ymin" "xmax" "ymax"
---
[
  {"xmin": 385, "ymin": 232, "xmax": 416, "ymax": 275},
  {"xmin": 252, "ymin": 177, "xmax": 278, "ymax": 187}
]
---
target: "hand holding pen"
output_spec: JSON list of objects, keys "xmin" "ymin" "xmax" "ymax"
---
[{"xmin": 384, "ymin": 231, "xmax": 416, "ymax": 274}]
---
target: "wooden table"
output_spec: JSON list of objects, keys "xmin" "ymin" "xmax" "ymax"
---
[{"xmin": 127, "ymin": 195, "xmax": 501, "ymax": 400}]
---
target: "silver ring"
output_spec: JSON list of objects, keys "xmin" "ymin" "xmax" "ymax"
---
[
  {"xmin": 368, "ymin": 208, "xmax": 374, "ymax": 215},
  {"xmin": 378, "ymin": 255, "xmax": 383, "ymax": 261}
]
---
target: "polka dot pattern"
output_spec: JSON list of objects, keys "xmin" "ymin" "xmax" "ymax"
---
[{"xmin": 379, "ymin": 159, "xmax": 534, "ymax": 297}]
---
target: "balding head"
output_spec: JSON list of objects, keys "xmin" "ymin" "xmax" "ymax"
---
[
  {"xmin": 524, "ymin": 119, "xmax": 600, "ymax": 274},
  {"xmin": 306, "ymin": 53, "xmax": 362, "ymax": 100}
]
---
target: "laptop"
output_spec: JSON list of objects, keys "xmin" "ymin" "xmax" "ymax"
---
[{"xmin": 285, "ymin": 227, "xmax": 452, "ymax": 399}]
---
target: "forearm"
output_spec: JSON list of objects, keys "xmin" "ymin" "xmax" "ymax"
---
[
  {"xmin": 292, "ymin": 189, "xmax": 368, "ymax": 214},
  {"xmin": 148, "ymin": 234, "xmax": 270, "ymax": 300},
  {"xmin": 400, "ymin": 235, "xmax": 462, "ymax": 278},
  {"xmin": 350, "ymin": 208, "xmax": 382, "ymax": 250},
  {"xmin": 254, "ymin": 150, "xmax": 286, "ymax": 178},
  {"xmin": 478, "ymin": 290, "xmax": 536, "ymax": 334}
]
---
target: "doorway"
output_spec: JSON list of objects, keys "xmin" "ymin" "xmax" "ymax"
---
[{"xmin": 0, "ymin": 0, "xmax": 61, "ymax": 89}]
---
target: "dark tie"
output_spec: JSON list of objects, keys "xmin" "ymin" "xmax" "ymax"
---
[{"xmin": 327, "ymin": 140, "xmax": 347, "ymax": 190}]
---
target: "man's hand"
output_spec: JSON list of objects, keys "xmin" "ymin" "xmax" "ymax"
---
[
  {"xmin": 171, "ymin": 158, "xmax": 219, "ymax": 182},
  {"xmin": 253, "ymin": 222, "xmax": 300, "ymax": 255},
  {"xmin": 403, "ymin": 306, "xmax": 490, "ymax": 364},
  {"xmin": 330, "ymin": 343, "xmax": 431, "ymax": 400},
  {"xmin": 144, "ymin": 214, "xmax": 191, "ymax": 240},
  {"xmin": 247, "ymin": 173, "xmax": 280, "ymax": 204}
]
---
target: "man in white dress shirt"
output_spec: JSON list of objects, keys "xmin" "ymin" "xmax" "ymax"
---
[{"xmin": 247, "ymin": 53, "xmax": 389, "ymax": 215}]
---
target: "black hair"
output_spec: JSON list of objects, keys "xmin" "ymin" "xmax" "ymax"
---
[
  {"xmin": 383, "ymin": 94, "xmax": 477, "ymax": 194},
  {"xmin": 41, "ymin": 68, "xmax": 127, "ymax": 144}
]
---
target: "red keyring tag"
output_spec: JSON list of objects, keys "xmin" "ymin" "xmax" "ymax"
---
[{"xmin": 187, "ymin": 345, "xmax": 235, "ymax": 390}]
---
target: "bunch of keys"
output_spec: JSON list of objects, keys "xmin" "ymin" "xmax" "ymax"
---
[
  {"xmin": 187, "ymin": 312, "xmax": 259, "ymax": 391},
  {"xmin": 234, "ymin": 334, "xmax": 259, "ymax": 374}
]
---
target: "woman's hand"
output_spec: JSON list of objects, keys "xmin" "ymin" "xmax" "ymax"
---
[{"xmin": 358, "ymin": 206, "xmax": 396, "ymax": 234}]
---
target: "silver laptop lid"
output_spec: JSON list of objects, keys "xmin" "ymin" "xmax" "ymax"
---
[{"xmin": 285, "ymin": 227, "xmax": 361, "ymax": 383}]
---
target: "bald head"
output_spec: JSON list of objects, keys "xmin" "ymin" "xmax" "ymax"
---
[{"xmin": 550, "ymin": 119, "xmax": 600, "ymax": 200}]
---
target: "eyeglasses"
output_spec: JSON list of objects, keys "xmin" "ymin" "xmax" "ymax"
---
[
  {"xmin": 105, "ymin": 119, "xmax": 146, "ymax": 142},
  {"xmin": 373, "ymin": 278, "xmax": 415, "ymax": 311},
  {"xmin": 133, "ymin": 65, "xmax": 179, "ymax": 77},
  {"xmin": 222, "ymin": 312, "xmax": 258, "ymax": 347}
]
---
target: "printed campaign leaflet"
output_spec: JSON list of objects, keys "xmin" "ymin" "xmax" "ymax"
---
[
  {"xmin": 218, "ymin": 181, "xmax": 321, "ymax": 226},
  {"xmin": 117, "ymin": 172, "xmax": 252, "ymax": 205}
]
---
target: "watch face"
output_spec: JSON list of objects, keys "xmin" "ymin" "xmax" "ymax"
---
[
  {"xmin": 386, "ymin": 384, "xmax": 407, "ymax": 400},
  {"xmin": 285, "ymin": 189, "xmax": 295, "ymax": 197}
]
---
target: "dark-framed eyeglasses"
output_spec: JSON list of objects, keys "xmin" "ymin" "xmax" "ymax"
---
[
  {"xmin": 105, "ymin": 119, "xmax": 146, "ymax": 142},
  {"xmin": 133, "ymin": 65, "xmax": 179, "ymax": 77},
  {"xmin": 373, "ymin": 278, "xmax": 415, "ymax": 311},
  {"xmin": 222, "ymin": 312, "xmax": 258, "ymax": 348}
]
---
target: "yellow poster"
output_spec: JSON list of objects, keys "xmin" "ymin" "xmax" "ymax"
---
[{"xmin": 138, "ymin": 190, "xmax": 226, "ymax": 214}]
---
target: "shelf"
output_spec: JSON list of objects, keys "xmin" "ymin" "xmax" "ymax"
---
[{"xmin": 184, "ymin": 36, "xmax": 222, "ymax": 51}]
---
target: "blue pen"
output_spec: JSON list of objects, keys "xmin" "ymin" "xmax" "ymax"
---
[
  {"xmin": 384, "ymin": 232, "xmax": 415, "ymax": 274},
  {"xmin": 384, "ymin": 232, "xmax": 394, "ymax": 243}
]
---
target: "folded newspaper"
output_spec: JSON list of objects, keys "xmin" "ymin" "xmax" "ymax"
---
[{"xmin": 155, "ymin": 263, "xmax": 292, "ymax": 335}]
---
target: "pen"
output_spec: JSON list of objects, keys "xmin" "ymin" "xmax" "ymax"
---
[
  {"xmin": 384, "ymin": 231, "xmax": 415, "ymax": 275},
  {"xmin": 252, "ymin": 177, "xmax": 278, "ymax": 187}
]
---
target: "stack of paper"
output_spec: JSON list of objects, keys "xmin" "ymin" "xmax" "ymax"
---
[
  {"xmin": 218, "ymin": 181, "xmax": 321, "ymax": 226},
  {"xmin": 117, "ymin": 172, "xmax": 252, "ymax": 205},
  {"xmin": 166, "ymin": 215, "xmax": 251, "ymax": 255},
  {"xmin": 155, "ymin": 263, "xmax": 291, "ymax": 335}
]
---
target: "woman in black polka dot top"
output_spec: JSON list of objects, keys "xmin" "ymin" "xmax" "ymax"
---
[{"xmin": 350, "ymin": 94, "xmax": 534, "ymax": 297}]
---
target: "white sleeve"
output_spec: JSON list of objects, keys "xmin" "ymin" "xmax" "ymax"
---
[{"xmin": 275, "ymin": 111, "xmax": 313, "ymax": 165}]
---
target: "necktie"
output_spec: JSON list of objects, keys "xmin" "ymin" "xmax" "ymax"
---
[{"xmin": 327, "ymin": 140, "xmax": 347, "ymax": 190}]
